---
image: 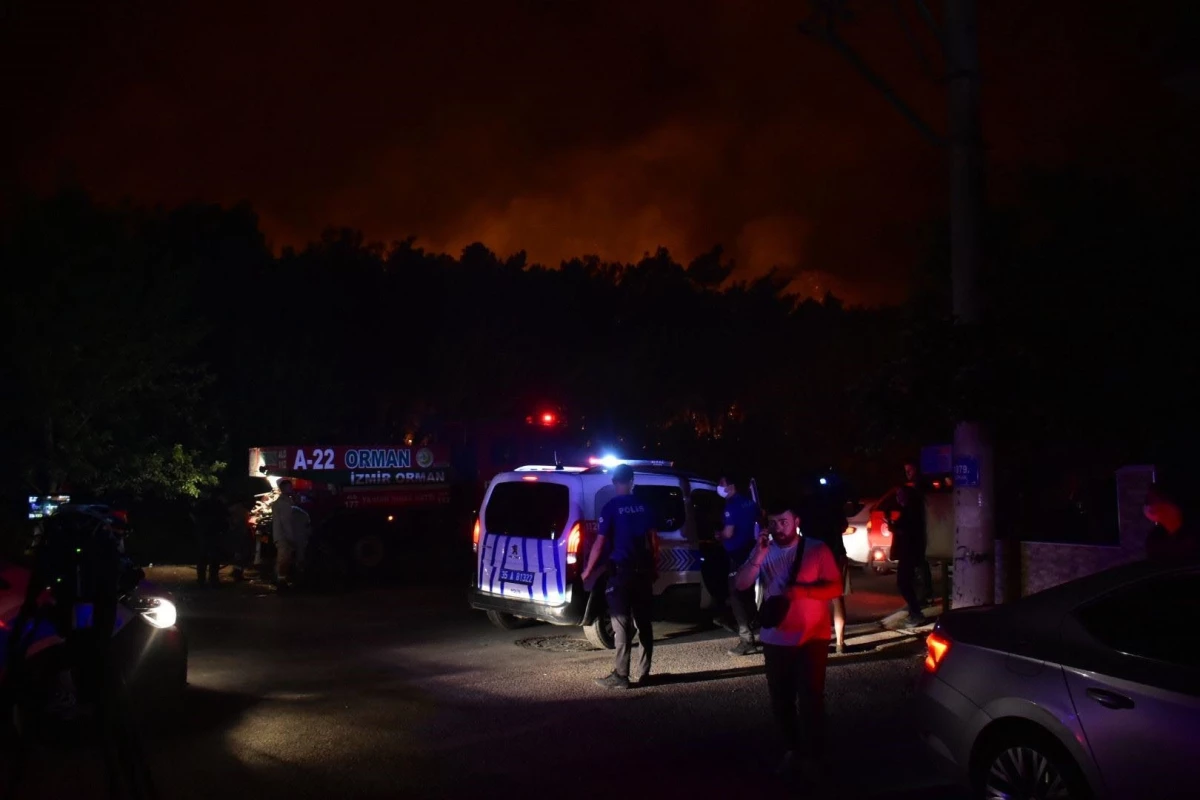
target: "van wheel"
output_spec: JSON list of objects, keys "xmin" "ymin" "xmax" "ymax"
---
[
  {"xmin": 583, "ymin": 609, "xmax": 615, "ymax": 650},
  {"xmin": 486, "ymin": 611, "xmax": 532, "ymax": 630},
  {"xmin": 352, "ymin": 535, "xmax": 386, "ymax": 571}
]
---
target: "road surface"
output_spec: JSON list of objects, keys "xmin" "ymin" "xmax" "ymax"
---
[{"xmin": 4, "ymin": 567, "xmax": 966, "ymax": 799}]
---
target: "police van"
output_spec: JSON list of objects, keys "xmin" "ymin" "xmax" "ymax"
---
[{"xmin": 468, "ymin": 458, "xmax": 726, "ymax": 648}]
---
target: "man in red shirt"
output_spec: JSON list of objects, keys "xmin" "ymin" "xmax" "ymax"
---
[{"xmin": 735, "ymin": 496, "xmax": 843, "ymax": 780}]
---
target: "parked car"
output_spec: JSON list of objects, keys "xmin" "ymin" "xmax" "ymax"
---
[
  {"xmin": 866, "ymin": 493, "xmax": 897, "ymax": 574},
  {"xmin": 913, "ymin": 558, "xmax": 1199, "ymax": 799},
  {"xmin": 1, "ymin": 557, "xmax": 187, "ymax": 708},
  {"xmin": 843, "ymin": 498, "xmax": 875, "ymax": 566}
]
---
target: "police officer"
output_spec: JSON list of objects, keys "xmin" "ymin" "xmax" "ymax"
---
[
  {"xmin": 581, "ymin": 464, "xmax": 657, "ymax": 689},
  {"xmin": 716, "ymin": 473, "xmax": 762, "ymax": 656}
]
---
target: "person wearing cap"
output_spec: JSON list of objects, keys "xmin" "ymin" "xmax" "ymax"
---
[
  {"xmin": 581, "ymin": 463, "xmax": 657, "ymax": 689},
  {"xmin": 1143, "ymin": 480, "xmax": 1198, "ymax": 561}
]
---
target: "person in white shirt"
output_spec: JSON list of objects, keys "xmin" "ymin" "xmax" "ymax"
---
[{"xmin": 735, "ymin": 495, "xmax": 844, "ymax": 780}]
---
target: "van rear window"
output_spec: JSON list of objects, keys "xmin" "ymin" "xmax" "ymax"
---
[{"xmin": 484, "ymin": 481, "xmax": 570, "ymax": 540}]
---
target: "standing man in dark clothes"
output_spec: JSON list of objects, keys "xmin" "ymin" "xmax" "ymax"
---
[
  {"xmin": 716, "ymin": 473, "xmax": 762, "ymax": 656},
  {"xmin": 1143, "ymin": 481, "xmax": 1199, "ymax": 560},
  {"xmin": 891, "ymin": 486, "xmax": 928, "ymax": 627},
  {"xmin": 582, "ymin": 464, "xmax": 658, "ymax": 689},
  {"xmin": 898, "ymin": 460, "xmax": 933, "ymax": 603},
  {"xmin": 193, "ymin": 490, "xmax": 228, "ymax": 586},
  {"xmin": 226, "ymin": 495, "xmax": 251, "ymax": 581},
  {"xmin": 799, "ymin": 479, "xmax": 851, "ymax": 653}
]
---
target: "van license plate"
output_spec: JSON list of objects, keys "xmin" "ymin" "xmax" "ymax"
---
[{"xmin": 500, "ymin": 569, "xmax": 535, "ymax": 585}]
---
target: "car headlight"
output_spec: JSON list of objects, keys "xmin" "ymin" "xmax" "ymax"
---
[{"xmin": 131, "ymin": 596, "xmax": 177, "ymax": 629}]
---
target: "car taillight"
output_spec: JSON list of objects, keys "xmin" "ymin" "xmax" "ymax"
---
[
  {"xmin": 472, "ymin": 518, "xmax": 481, "ymax": 553},
  {"xmin": 925, "ymin": 631, "xmax": 951, "ymax": 673},
  {"xmin": 566, "ymin": 522, "xmax": 582, "ymax": 565}
]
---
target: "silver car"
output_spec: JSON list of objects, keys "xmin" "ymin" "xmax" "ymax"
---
[{"xmin": 914, "ymin": 558, "xmax": 1200, "ymax": 799}]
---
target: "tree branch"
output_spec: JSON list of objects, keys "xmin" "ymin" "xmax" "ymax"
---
[
  {"xmin": 915, "ymin": 0, "xmax": 948, "ymax": 54},
  {"xmin": 800, "ymin": 4, "xmax": 949, "ymax": 148},
  {"xmin": 894, "ymin": 0, "xmax": 945, "ymax": 84}
]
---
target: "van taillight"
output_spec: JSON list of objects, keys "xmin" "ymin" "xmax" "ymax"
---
[
  {"xmin": 566, "ymin": 523, "xmax": 582, "ymax": 565},
  {"xmin": 472, "ymin": 518, "xmax": 481, "ymax": 553},
  {"xmin": 925, "ymin": 631, "xmax": 951, "ymax": 673}
]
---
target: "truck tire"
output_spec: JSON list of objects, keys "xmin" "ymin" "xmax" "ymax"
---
[
  {"xmin": 486, "ymin": 610, "xmax": 532, "ymax": 630},
  {"xmin": 583, "ymin": 608, "xmax": 615, "ymax": 650}
]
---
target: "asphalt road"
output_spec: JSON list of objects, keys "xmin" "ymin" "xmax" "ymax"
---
[{"xmin": 5, "ymin": 567, "xmax": 967, "ymax": 800}]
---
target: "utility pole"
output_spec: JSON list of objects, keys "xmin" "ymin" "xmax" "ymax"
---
[
  {"xmin": 801, "ymin": 0, "xmax": 996, "ymax": 606},
  {"xmin": 944, "ymin": 0, "xmax": 994, "ymax": 608}
]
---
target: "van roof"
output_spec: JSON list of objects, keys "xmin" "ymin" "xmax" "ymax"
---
[
  {"xmin": 505, "ymin": 464, "xmax": 711, "ymax": 482},
  {"xmin": 580, "ymin": 465, "xmax": 709, "ymax": 481}
]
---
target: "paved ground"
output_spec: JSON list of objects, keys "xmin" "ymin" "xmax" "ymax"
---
[{"xmin": 3, "ymin": 565, "xmax": 965, "ymax": 799}]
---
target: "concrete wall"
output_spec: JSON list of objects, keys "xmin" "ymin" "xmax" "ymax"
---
[{"xmin": 994, "ymin": 464, "xmax": 1156, "ymax": 601}]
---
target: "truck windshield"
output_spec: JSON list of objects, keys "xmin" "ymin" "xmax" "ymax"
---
[{"xmin": 483, "ymin": 481, "xmax": 570, "ymax": 540}]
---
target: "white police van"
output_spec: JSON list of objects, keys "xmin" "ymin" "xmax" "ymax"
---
[{"xmin": 468, "ymin": 458, "xmax": 726, "ymax": 648}]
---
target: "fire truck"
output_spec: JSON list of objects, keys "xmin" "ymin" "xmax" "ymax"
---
[{"xmin": 247, "ymin": 409, "xmax": 591, "ymax": 579}]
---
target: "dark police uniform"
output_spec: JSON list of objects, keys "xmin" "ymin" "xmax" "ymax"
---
[
  {"xmin": 598, "ymin": 491, "xmax": 656, "ymax": 682},
  {"xmin": 723, "ymin": 492, "xmax": 760, "ymax": 648}
]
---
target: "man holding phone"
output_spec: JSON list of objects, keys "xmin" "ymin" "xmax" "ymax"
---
[{"xmin": 735, "ymin": 495, "xmax": 843, "ymax": 780}]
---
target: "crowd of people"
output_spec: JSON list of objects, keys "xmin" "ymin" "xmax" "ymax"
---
[{"xmin": 190, "ymin": 480, "xmax": 310, "ymax": 590}]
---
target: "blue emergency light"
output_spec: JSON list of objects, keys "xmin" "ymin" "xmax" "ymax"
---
[{"xmin": 586, "ymin": 455, "xmax": 674, "ymax": 468}]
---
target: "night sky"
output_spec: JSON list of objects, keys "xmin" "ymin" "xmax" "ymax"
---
[{"xmin": 5, "ymin": 0, "xmax": 1196, "ymax": 305}]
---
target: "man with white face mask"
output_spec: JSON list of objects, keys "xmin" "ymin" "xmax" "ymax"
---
[{"xmin": 716, "ymin": 474, "xmax": 762, "ymax": 655}]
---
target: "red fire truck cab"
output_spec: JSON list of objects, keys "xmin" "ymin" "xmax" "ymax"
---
[
  {"xmin": 248, "ymin": 443, "xmax": 458, "ymax": 577},
  {"xmin": 247, "ymin": 412, "xmax": 590, "ymax": 578}
]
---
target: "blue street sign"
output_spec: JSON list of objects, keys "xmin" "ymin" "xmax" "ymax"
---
[{"xmin": 953, "ymin": 455, "xmax": 980, "ymax": 488}]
